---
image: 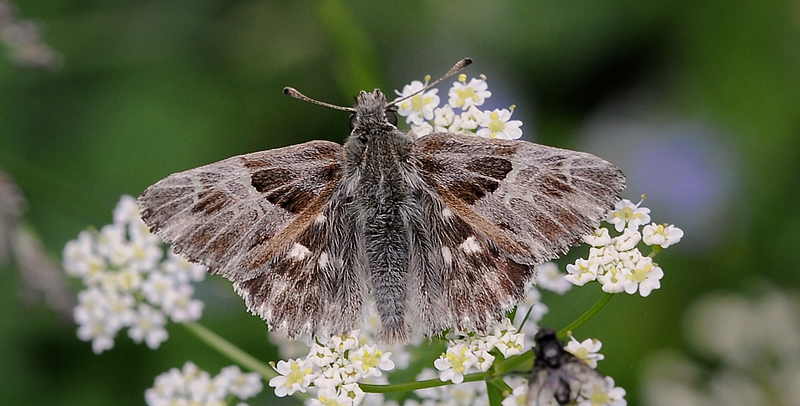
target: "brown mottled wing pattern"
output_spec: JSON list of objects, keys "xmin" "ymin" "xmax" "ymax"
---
[
  {"xmin": 139, "ymin": 140, "xmax": 345, "ymax": 337},
  {"xmin": 409, "ymin": 182, "xmax": 535, "ymax": 332},
  {"xmin": 413, "ymin": 132, "xmax": 626, "ymax": 266}
]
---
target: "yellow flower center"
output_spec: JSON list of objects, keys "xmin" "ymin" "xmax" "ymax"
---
[
  {"xmin": 629, "ymin": 264, "xmax": 652, "ymax": 283},
  {"xmin": 318, "ymin": 395, "xmax": 340, "ymax": 406},
  {"xmin": 284, "ymin": 362, "xmax": 308, "ymax": 387},
  {"xmin": 487, "ymin": 112, "xmax": 505, "ymax": 137},
  {"xmin": 88, "ymin": 259, "xmax": 104, "ymax": 277},
  {"xmin": 410, "ymin": 94, "xmax": 424, "ymax": 111},
  {"xmin": 573, "ymin": 347, "xmax": 589, "ymax": 360},
  {"xmin": 446, "ymin": 348, "xmax": 470, "ymax": 373},
  {"xmin": 133, "ymin": 244, "xmax": 146, "ymax": 260},
  {"xmin": 454, "ymin": 88, "xmax": 476, "ymax": 107},
  {"xmin": 361, "ymin": 350, "xmax": 381, "ymax": 369},
  {"xmin": 605, "ymin": 266, "xmax": 619, "ymax": 283},
  {"xmin": 591, "ymin": 390, "xmax": 610, "ymax": 405}
]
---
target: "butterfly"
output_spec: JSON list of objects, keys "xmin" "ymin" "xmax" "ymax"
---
[
  {"xmin": 138, "ymin": 59, "xmax": 625, "ymax": 343},
  {"xmin": 527, "ymin": 328, "xmax": 610, "ymax": 406}
]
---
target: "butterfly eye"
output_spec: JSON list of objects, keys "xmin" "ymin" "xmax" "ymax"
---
[
  {"xmin": 349, "ymin": 114, "xmax": 357, "ymax": 130},
  {"xmin": 385, "ymin": 109, "xmax": 398, "ymax": 126}
]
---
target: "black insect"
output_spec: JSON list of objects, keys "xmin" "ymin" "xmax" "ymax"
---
[{"xmin": 527, "ymin": 328, "xmax": 608, "ymax": 406}]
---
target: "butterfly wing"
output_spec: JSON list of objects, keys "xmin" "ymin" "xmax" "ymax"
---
[
  {"xmin": 408, "ymin": 133, "xmax": 624, "ymax": 332},
  {"xmin": 412, "ymin": 132, "xmax": 625, "ymax": 266},
  {"xmin": 139, "ymin": 140, "xmax": 353, "ymax": 337},
  {"xmin": 404, "ymin": 180, "xmax": 535, "ymax": 332}
]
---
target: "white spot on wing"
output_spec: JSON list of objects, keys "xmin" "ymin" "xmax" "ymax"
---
[
  {"xmin": 441, "ymin": 246, "xmax": 452, "ymax": 266},
  {"xmin": 442, "ymin": 207, "xmax": 453, "ymax": 218},
  {"xmin": 289, "ymin": 243, "xmax": 311, "ymax": 260},
  {"xmin": 459, "ymin": 236, "xmax": 482, "ymax": 254},
  {"xmin": 315, "ymin": 213, "xmax": 327, "ymax": 224},
  {"xmin": 318, "ymin": 252, "xmax": 329, "ymax": 268},
  {"xmin": 242, "ymin": 174, "xmax": 260, "ymax": 196},
  {"xmin": 504, "ymin": 160, "xmax": 528, "ymax": 183}
]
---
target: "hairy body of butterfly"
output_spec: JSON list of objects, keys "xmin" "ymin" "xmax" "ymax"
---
[{"xmin": 139, "ymin": 88, "xmax": 625, "ymax": 343}]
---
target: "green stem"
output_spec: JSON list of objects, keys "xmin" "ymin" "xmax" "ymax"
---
[
  {"xmin": 558, "ymin": 293, "xmax": 614, "ymax": 338},
  {"xmin": 648, "ymin": 245, "xmax": 662, "ymax": 258},
  {"xmin": 182, "ymin": 322, "xmax": 275, "ymax": 379},
  {"xmin": 495, "ymin": 349, "xmax": 533, "ymax": 375},
  {"xmin": 360, "ymin": 371, "xmax": 490, "ymax": 393},
  {"xmin": 486, "ymin": 377, "xmax": 510, "ymax": 406}
]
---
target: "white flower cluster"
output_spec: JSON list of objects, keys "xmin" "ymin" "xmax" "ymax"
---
[
  {"xmin": 145, "ymin": 362, "xmax": 262, "ymax": 406},
  {"xmin": 434, "ymin": 318, "xmax": 525, "ymax": 384},
  {"xmin": 394, "ymin": 73, "xmax": 523, "ymax": 140},
  {"xmin": 268, "ymin": 330, "xmax": 395, "ymax": 406},
  {"xmin": 63, "ymin": 195, "xmax": 206, "ymax": 353},
  {"xmin": 565, "ymin": 198, "xmax": 683, "ymax": 297},
  {"xmin": 643, "ymin": 289, "xmax": 800, "ymax": 406}
]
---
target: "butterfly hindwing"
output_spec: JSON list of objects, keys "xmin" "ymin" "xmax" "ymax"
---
[
  {"xmin": 413, "ymin": 132, "xmax": 626, "ymax": 266},
  {"xmin": 232, "ymin": 202, "xmax": 364, "ymax": 338},
  {"xmin": 404, "ymin": 175, "xmax": 534, "ymax": 334}
]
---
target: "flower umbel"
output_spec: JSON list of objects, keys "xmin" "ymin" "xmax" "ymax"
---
[
  {"xmin": 267, "ymin": 328, "xmax": 396, "ymax": 405},
  {"xmin": 395, "ymin": 73, "xmax": 521, "ymax": 140},
  {"xmin": 145, "ymin": 362, "xmax": 262, "ymax": 406},
  {"xmin": 64, "ymin": 195, "xmax": 206, "ymax": 353},
  {"xmin": 565, "ymin": 199, "xmax": 682, "ymax": 297}
]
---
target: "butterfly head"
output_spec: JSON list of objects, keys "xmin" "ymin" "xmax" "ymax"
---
[{"xmin": 351, "ymin": 89, "xmax": 398, "ymax": 131}]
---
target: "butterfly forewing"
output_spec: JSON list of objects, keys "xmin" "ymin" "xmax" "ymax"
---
[{"xmin": 413, "ymin": 132, "xmax": 625, "ymax": 266}]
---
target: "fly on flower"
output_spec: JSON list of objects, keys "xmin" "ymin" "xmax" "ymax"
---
[{"xmin": 527, "ymin": 328, "xmax": 624, "ymax": 406}]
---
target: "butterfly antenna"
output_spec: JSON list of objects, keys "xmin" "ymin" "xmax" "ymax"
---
[
  {"xmin": 283, "ymin": 87, "xmax": 357, "ymax": 112},
  {"xmin": 386, "ymin": 57, "xmax": 473, "ymax": 108}
]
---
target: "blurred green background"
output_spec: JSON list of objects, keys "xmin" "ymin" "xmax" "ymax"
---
[{"xmin": 1, "ymin": 0, "xmax": 799, "ymax": 405}]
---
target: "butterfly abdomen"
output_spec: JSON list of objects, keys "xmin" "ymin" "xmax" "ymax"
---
[{"xmin": 353, "ymin": 128, "xmax": 417, "ymax": 342}]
